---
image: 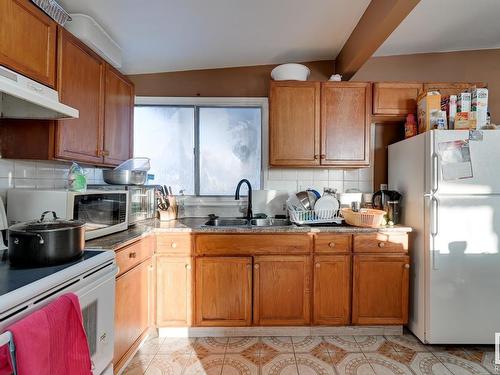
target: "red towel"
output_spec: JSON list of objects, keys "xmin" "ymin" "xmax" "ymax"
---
[
  {"xmin": 0, "ymin": 344, "xmax": 13, "ymax": 375},
  {"xmin": 8, "ymin": 293, "xmax": 92, "ymax": 375}
]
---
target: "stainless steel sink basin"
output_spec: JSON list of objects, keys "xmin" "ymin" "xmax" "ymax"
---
[
  {"xmin": 204, "ymin": 217, "xmax": 292, "ymax": 227},
  {"xmin": 205, "ymin": 218, "xmax": 249, "ymax": 227},
  {"xmin": 250, "ymin": 218, "xmax": 291, "ymax": 227}
]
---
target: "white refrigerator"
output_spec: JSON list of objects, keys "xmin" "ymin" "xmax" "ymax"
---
[{"xmin": 389, "ymin": 130, "xmax": 500, "ymax": 344}]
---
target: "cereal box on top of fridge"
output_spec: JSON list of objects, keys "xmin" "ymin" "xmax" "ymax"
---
[
  {"xmin": 457, "ymin": 92, "xmax": 471, "ymax": 113},
  {"xmin": 471, "ymin": 88, "xmax": 488, "ymax": 129},
  {"xmin": 417, "ymin": 91, "xmax": 441, "ymax": 133}
]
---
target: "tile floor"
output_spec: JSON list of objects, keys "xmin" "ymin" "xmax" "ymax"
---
[{"xmin": 122, "ymin": 332, "xmax": 499, "ymax": 375}]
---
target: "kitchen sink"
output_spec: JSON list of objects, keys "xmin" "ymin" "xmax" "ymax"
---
[
  {"xmin": 205, "ymin": 218, "xmax": 250, "ymax": 227},
  {"xmin": 249, "ymin": 218, "xmax": 291, "ymax": 227},
  {"xmin": 204, "ymin": 217, "xmax": 291, "ymax": 227}
]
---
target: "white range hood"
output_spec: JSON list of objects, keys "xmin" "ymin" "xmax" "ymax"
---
[{"xmin": 0, "ymin": 65, "xmax": 79, "ymax": 120}]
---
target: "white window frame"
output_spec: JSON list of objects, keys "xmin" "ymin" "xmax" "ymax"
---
[{"xmin": 134, "ymin": 96, "xmax": 269, "ymax": 197}]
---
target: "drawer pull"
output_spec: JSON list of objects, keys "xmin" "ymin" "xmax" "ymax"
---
[
  {"xmin": 328, "ymin": 242, "xmax": 336, "ymax": 248},
  {"xmin": 171, "ymin": 242, "xmax": 177, "ymax": 248},
  {"xmin": 378, "ymin": 242, "xmax": 386, "ymax": 248},
  {"xmin": 129, "ymin": 252, "xmax": 137, "ymax": 259},
  {"xmin": 404, "ymin": 264, "xmax": 410, "ymax": 269},
  {"xmin": 315, "ymin": 263, "xmax": 320, "ymax": 268},
  {"xmin": 254, "ymin": 264, "xmax": 259, "ymax": 270}
]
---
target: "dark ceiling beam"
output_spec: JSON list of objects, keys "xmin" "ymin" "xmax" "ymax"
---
[{"xmin": 335, "ymin": 0, "xmax": 421, "ymax": 80}]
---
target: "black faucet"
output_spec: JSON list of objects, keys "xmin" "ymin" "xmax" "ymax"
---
[{"xmin": 235, "ymin": 179, "xmax": 253, "ymax": 220}]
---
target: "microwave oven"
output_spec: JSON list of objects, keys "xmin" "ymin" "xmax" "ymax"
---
[
  {"xmin": 6, "ymin": 189, "xmax": 128, "ymax": 240},
  {"xmin": 89, "ymin": 185, "xmax": 156, "ymax": 226}
]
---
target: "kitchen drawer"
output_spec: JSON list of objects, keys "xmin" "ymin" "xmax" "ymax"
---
[
  {"xmin": 353, "ymin": 233, "xmax": 408, "ymax": 253},
  {"xmin": 314, "ymin": 234, "xmax": 351, "ymax": 253},
  {"xmin": 116, "ymin": 236, "xmax": 155, "ymax": 277},
  {"xmin": 157, "ymin": 233, "xmax": 192, "ymax": 254},
  {"xmin": 195, "ymin": 234, "xmax": 312, "ymax": 256}
]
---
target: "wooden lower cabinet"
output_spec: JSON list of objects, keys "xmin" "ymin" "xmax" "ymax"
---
[
  {"xmin": 156, "ymin": 256, "xmax": 193, "ymax": 326},
  {"xmin": 114, "ymin": 257, "xmax": 152, "ymax": 372},
  {"xmin": 195, "ymin": 257, "xmax": 252, "ymax": 327},
  {"xmin": 253, "ymin": 255, "xmax": 311, "ymax": 325},
  {"xmin": 313, "ymin": 255, "xmax": 351, "ymax": 325},
  {"xmin": 352, "ymin": 254, "xmax": 409, "ymax": 325}
]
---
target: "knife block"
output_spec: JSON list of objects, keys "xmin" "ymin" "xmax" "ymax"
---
[{"xmin": 159, "ymin": 195, "xmax": 178, "ymax": 221}]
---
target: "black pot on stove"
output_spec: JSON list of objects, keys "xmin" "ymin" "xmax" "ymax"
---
[{"xmin": 8, "ymin": 211, "xmax": 85, "ymax": 267}]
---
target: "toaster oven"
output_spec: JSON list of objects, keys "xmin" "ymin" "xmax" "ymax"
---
[{"xmin": 88, "ymin": 185, "xmax": 157, "ymax": 226}]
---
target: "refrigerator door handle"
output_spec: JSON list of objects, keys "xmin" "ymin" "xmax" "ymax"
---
[
  {"xmin": 431, "ymin": 153, "xmax": 439, "ymax": 194},
  {"xmin": 431, "ymin": 196, "xmax": 439, "ymax": 236},
  {"xmin": 431, "ymin": 196, "xmax": 439, "ymax": 270}
]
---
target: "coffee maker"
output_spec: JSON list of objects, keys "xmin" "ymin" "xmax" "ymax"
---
[{"xmin": 372, "ymin": 185, "xmax": 402, "ymax": 224}]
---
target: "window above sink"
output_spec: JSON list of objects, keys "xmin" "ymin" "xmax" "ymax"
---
[{"xmin": 134, "ymin": 97, "xmax": 267, "ymax": 196}]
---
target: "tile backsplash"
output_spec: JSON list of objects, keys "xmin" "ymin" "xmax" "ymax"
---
[
  {"xmin": 0, "ymin": 159, "xmax": 106, "ymax": 202},
  {"xmin": 263, "ymin": 167, "xmax": 374, "ymax": 194}
]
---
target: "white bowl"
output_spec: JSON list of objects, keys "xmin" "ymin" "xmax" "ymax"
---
[{"xmin": 271, "ymin": 63, "xmax": 310, "ymax": 81}]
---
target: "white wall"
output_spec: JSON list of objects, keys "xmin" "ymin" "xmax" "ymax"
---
[
  {"xmin": 264, "ymin": 166, "xmax": 373, "ymax": 194},
  {"xmin": 0, "ymin": 159, "xmax": 106, "ymax": 202}
]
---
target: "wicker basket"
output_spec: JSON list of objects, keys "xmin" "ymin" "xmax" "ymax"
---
[{"xmin": 341, "ymin": 208, "xmax": 386, "ymax": 228}]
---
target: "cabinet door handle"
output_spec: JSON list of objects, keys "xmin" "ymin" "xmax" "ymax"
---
[
  {"xmin": 320, "ymin": 154, "xmax": 326, "ymax": 159},
  {"xmin": 129, "ymin": 252, "xmax": 137, "ymax": 258},
  {"xmin": 185, "ymin": 264, "xmax": 192, "ymax": 270},
  {"xmin": 378, "ymin": 242, "xmax": 386, "ymax": 248},
  {"xmin": 328, "ymin": 242, "xmax": 336, "ymax": 248},
  {"xmin": 254, "ymin": 264, "xmax": 259, "ymax": 270},
  {"xmin": 314, "ymin": 155, "xmax": 319, "ymax": 160},
  {"xmin": 404, "ymin": 264, "xmax": 410, "ymax": 269},
  {"xmin": 102, "ymin": 150, "xmax": 110, "ymax": 157},
  {"xmin": 315, "ymin": 263, "xmax": 320, "ymax": 268},
  {"xmin": 171, "ymin": 242, "xmax": 177, "ymax": 248}
]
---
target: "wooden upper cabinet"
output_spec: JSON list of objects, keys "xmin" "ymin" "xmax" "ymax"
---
[
  {"xmin": 352, "ymin": 254, "xmax": 409, "ymax": 325},
  {"xmin": 253, "ymin": 255, "xmax": 311, "ymax": 326},
  {"xmin": 104, "ymin": 65, "xmax": 134, "ymax": 165},
  {"xmin": 55, "ymin": 28, "xmax": 104, "ymax": 164},
  {"xmin": 0, "ymin": 0, "xmax": 57, "ymax": 87},
  {"xmin": 373, "ymin": 82, "xmax": 423, "ymax": 115},
  {"xmin": 313, "ymin": 255, "xmax": 351, "ymax": 325},
  {"xmin": 156, "ymin": 256, "xmax": 192, "ymax": 327},
  {"xmin": 269, "ymin": 81, "xmax": 320, "ymax": 166},
  {"xmin": 195, "ymin": 257, "xmax": 252, "ymax": 327},
  {"xmin": 321, "ymin": 82, "xmax": 371, "ymax": 166}
]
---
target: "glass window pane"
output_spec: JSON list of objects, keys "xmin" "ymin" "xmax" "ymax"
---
[
  {"xmin": 134, "ymin": 106, "xmax": 195, "ymax": 194},
  {"xmin": 199, "ymin": 107, "xmax": 261, "ymax": 195}
]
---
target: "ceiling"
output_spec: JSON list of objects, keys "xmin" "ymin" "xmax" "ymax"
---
[
  {"xmin": 375, "ymin": 0, "xmax": 500, "ymax": 57},
  {"xmin": 58, "ymin": 0, "xmax": 370, "ymax": 75}
]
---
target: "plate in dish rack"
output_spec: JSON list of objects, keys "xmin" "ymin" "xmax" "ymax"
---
[{"xmin": 314, "ymin": 195, "xmax": 340, "ymax": 219}]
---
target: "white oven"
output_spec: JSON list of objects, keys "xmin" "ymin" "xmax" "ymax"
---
[
  {"xmin": 6, "ymin": 189, "xmax": 129, "ymax": 240},
  {"xmin": 0, "ymin": 251, "xmax": 117, "ymax": 375}
]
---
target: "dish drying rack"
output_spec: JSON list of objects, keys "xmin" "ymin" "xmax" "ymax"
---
[
  {"xmin": 31, "ymin": 0, "xmax": 72, "ymax": 26},
  {"xmin": 287, "ymin": 202, "xmax": 344, "ymax": 225},
  {"xmin": 0, "ymin": 331, "xmax": 17, "ymax": 374}
]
